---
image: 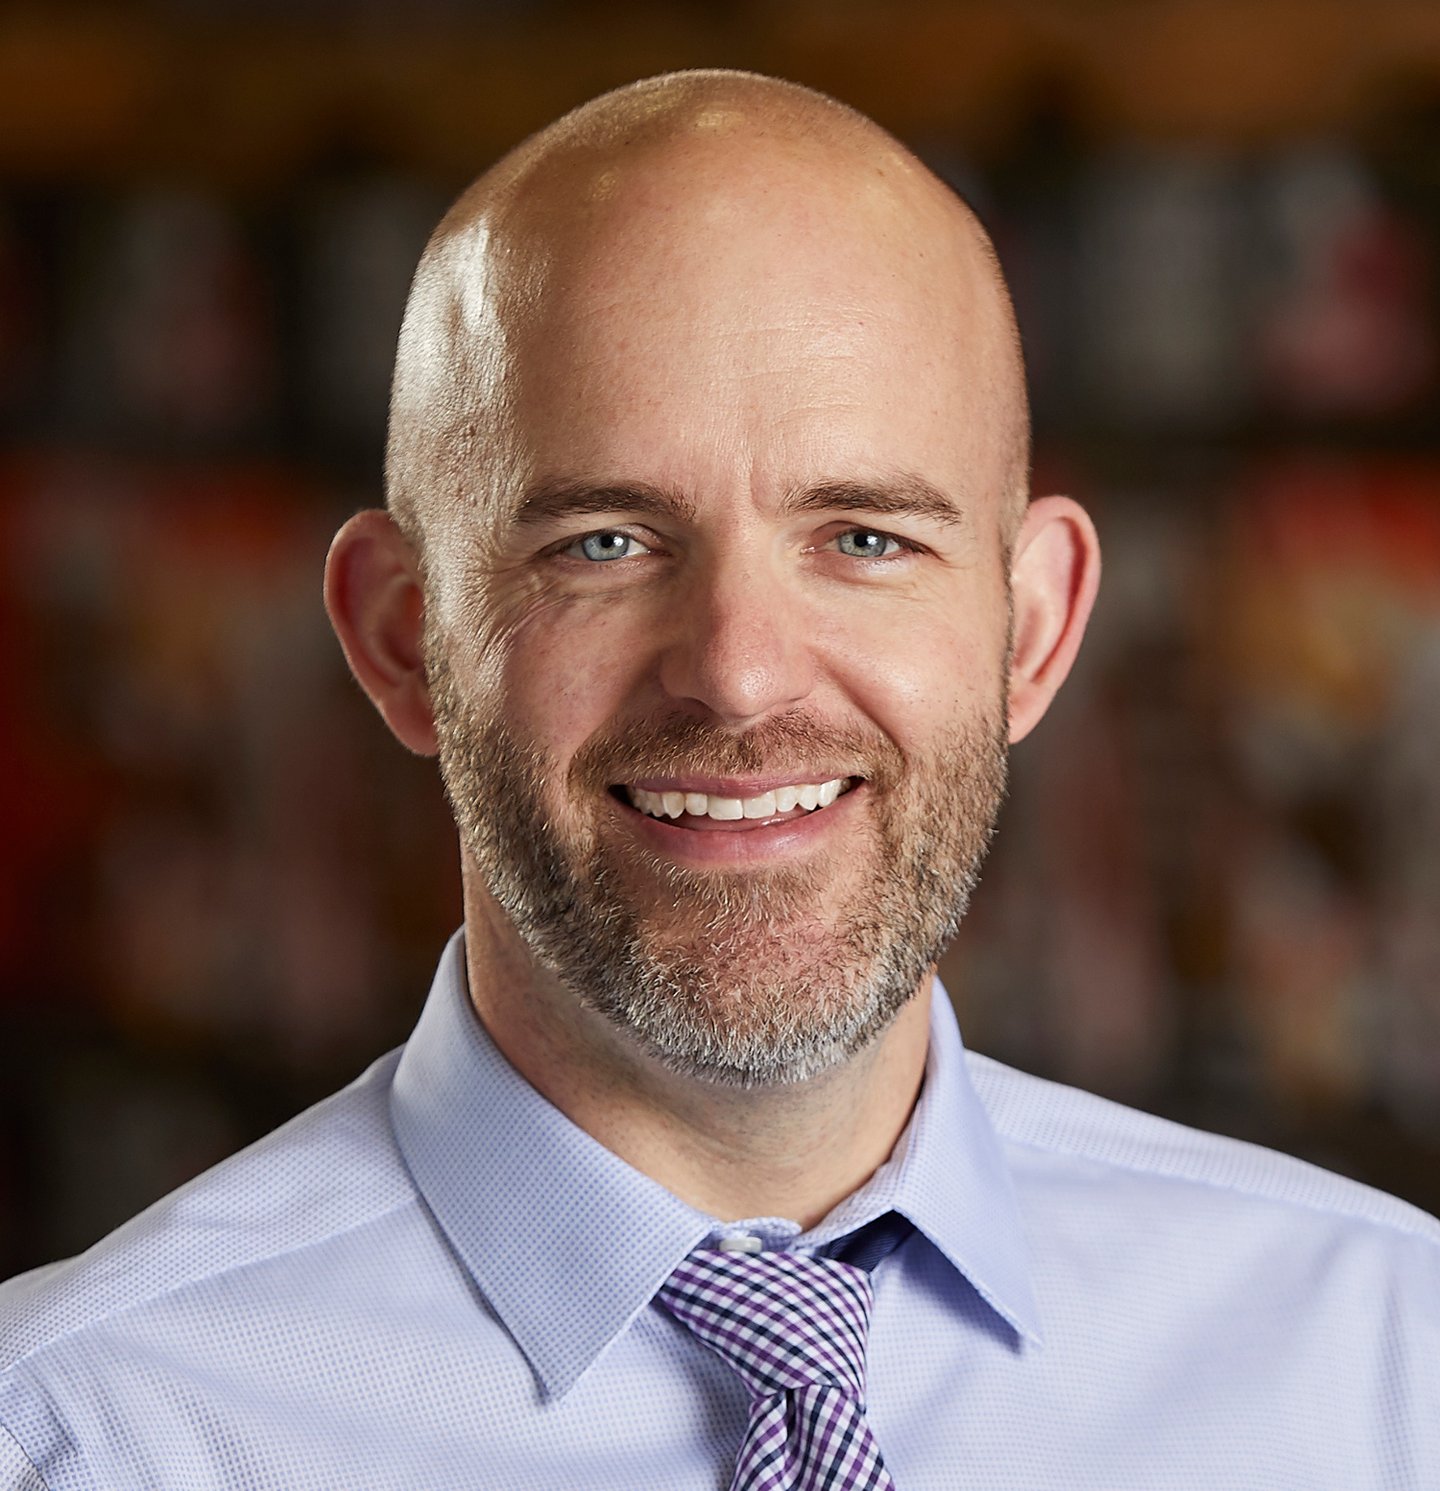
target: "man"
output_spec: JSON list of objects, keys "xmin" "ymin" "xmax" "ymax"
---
[{"xmin": 1, "ymin": 69, "xmax": 1436, "ymax": 1491}]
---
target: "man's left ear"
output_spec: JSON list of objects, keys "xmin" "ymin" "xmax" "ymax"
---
[{"xmin": 1005, "ymin": 495, "xmax": 1101, "ymax": 744}]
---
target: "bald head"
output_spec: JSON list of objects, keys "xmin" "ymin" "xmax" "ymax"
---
[
  {"xmin": 331, "ymin": 71, "xmax": 1099, "ymax": 1108},
  {"xmin": 386, "ymin": 70, "xmax": 1029, "ymax": 571}
]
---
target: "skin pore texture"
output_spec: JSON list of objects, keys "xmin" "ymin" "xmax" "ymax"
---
[{"xmin": 325, "ymin": 70, "xmax": 1100, "ymax": 1227}]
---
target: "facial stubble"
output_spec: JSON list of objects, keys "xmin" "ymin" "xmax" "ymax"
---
[{"xmin": 426, "ymin": 627, "xmax": 1009, "ymax": 1087}]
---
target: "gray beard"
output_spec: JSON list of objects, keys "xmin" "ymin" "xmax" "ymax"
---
[{"xmin": 426, "ymin": 636, "xmax": 1008, "ymax": 1087}]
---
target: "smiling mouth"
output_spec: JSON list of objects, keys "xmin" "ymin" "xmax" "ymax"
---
[{"xmin": 619, "ymin": 777, "xmax": 859, "ymax": 824}]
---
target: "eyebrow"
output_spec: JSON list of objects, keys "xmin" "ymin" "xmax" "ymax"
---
[
  {"xmin": 781, "ymin": 476, "xmax": 968, "ymax": 530},
  {"xmin": 510, "ymin": 479, "xmax": 696, "ymax": 528},
  {"xmin": 508, "ymin": 472, "xmax": 966, "ymax": 530}
]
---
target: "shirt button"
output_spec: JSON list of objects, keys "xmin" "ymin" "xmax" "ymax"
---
[{"xmin": 716, "ymin": 1233, "xmax": 764, "ymax": 1254}]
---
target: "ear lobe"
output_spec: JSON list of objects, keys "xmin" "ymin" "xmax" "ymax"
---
[
  {"xmin": 1006, "ymin": 495, "xmax": 1101, "ymax": 744},
  {"xmin": 324, "ymin": 509, "xmax": 439, "ymax": 756}
]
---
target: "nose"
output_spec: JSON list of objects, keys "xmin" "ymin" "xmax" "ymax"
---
[{"xmin": 656, "ymin": 558, "xmax": 817, "ymax": 727}]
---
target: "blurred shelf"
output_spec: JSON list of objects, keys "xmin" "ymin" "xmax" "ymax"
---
[{"xmin": 0, "ymin": 1, "xmax": 1439, "ymax": 183}]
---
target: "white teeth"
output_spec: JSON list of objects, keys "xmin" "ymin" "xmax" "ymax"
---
[{"xmin": 626, "ymin": 778, "xmax": 851, "ymax": 823}]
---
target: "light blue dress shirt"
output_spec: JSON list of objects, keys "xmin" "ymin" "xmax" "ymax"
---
[{"xmin": 2, "ymin": 930, "xmax": 1437, "ymax": 1489}]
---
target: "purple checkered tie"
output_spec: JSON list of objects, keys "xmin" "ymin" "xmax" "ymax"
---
[{"xmin": 657, "ymin": 1248, "xmax": 898, "ymax": 1490}]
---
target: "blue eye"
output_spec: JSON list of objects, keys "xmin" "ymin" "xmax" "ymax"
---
[
  {"xmin": 835, "ymin": 529, "xmax": 900, "ymax": 559},
  {"xmin": 570, "ymin": 531, "xmax": 649, "ymax": 562}
]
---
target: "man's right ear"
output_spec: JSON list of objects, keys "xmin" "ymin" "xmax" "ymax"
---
[{"xmin": 324, "ymin": 509, "xmax": 439, "ymax": 757}]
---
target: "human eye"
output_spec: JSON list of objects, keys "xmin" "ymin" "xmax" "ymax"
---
[
  {"xmin": 832, "ymin": 528, "xmax": 907, "ymax": 560},
  {"xmin": 563, "ymin": 530, "xmax": 653, "ymax": 562}
]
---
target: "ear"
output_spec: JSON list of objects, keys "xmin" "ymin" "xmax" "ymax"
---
[
  {"xmin": 1006, "ymin": 495, "xmax": 1101, "ymax": 744},
  {"xmin": 324, "ymin": 509, "xmax": 439, "ymax": 756}
]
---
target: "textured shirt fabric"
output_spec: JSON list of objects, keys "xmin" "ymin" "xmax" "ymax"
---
[{"xmin": 2, "ymin": 930, "xmax": 1438, "ymax": 1490}]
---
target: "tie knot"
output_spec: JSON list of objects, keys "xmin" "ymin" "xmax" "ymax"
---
[{"xmin": 657, "ymin": 1249, "xmax": 876, "ymax": 1405}]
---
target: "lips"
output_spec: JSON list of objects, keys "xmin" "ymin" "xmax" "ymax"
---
[{"xmin": 623, "ymin": 777, "xmax": 856, "ymax": 824}]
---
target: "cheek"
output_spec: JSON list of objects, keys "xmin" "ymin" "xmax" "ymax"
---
[
  {"xmin": 498, "ymin": 599, "xmax": 656, "ymax": 760},
  {"xmin": 815, "ymin": 586, "xmax": 1011, "ymax": 749}
]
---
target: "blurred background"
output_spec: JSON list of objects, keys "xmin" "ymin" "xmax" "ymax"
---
[{"xmin": 2, "ymin": 0, "xmax": 1439, "ymax": 1275}]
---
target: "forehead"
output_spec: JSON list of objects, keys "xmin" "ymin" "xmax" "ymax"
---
[{"xmin": 488, "ymin": 150, "xmax": 1011, "ymax": 508}]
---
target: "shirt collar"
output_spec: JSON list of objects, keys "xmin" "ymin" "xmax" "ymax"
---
[
  {"xmin": 817, "ymin": 972, "xmax": 1044, "ymax": 1348},
  {"xmin": 390, "ymin": 931, "xmax": 1041, "ymax": 1399}
]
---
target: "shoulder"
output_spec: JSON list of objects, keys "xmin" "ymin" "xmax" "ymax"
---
[
  {"xmin": 965, "ymin": 1049, "xmax": 1440, "ymax": 1249},
  {"xmin": 0, "ymin": 1049, "xmax": 415, "ymax": 1380}
]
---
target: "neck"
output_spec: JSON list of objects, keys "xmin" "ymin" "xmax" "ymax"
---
[{"xmin": 460, "ymin": 879, "xmax": 932, "ymax": 1230}]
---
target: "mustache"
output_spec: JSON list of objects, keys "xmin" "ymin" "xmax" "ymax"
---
[{"xmin": 569, "ymin": 710, "xmax": 905, "ymax": 790}]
